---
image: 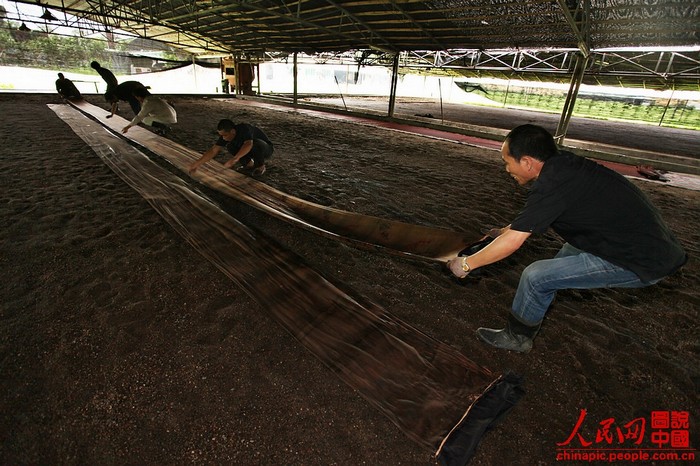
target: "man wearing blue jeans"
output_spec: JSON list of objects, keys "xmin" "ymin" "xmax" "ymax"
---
[{"xmin": 447, "ymin": 124, "xmax": 687, "ymax": 353}]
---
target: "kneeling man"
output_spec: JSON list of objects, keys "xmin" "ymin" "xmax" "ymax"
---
[{"xmin": 189, "ymin": 118, "xmax": 274, "ymax": 176}]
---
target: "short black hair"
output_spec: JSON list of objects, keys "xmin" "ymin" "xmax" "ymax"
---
[
  {"xmin": 217, "ymin": 119, "xmax": 235, "ymax": 131},
  {"xmin": 57, "ymin": 73, "xmax": 65, "ymax": 79},
  {"xmin": 90, "ymin": 61, "xmax": 100, "ymax": 69},
  {"xmin": 504, "ymin": 124, "xmax": 559, "ymax": 162}
]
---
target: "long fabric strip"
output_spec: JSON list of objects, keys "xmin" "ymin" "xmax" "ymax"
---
[
  {"xmin": 53, "ymin": 104, "xmax": 523, "ymax": 465},
  {"xmin": 69, "ymin": 99, "xmax": 477, "ymax": 263}
]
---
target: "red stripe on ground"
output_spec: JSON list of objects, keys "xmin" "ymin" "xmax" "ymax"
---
[{"xmin": 236, "ymin": 98, "xmax": 700, "ymax": 190}]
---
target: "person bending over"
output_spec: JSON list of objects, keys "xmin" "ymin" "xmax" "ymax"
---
[
  {"xmin": 447, "ymin": 124, "xmax": 686, "ymax": 353},
  {"xmin": 105, "ymin": 80, "xmax": 148, "ymax": 118},
  {"xmin": 121, "ymin": 87, "xmax": 177, "ymax": 136},
  {"xmin": 188, "ymin": 118, "xmax": 274, "ymax": 176},
  {"xmin": 90, "ymin": 61, "xmax": 118, "ymax": 94},
  {"xmin": 55, "ymin": 73, "xmax": 81, "ymax": 99}
]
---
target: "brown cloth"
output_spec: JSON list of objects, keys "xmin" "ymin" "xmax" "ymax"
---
[
  {"xmin": 57, "ymin": 103, "xmax": 523, "ymax": 465},
  {"xmin": 70, "ymin": 99, "xmax": 479, "ymax": 263}
]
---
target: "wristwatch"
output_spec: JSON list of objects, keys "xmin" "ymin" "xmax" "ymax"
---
[{"xmin": 461, "ymin": 257, "xmax": 471, "ymax": 274}]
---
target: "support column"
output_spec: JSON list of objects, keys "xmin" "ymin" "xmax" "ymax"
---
[
  {"xmin": 388, "ymin": 53, "xmax": 400, "ymax": 118},
  {"xmin": 555, "ymin": 53, "xmax": 590, "ymax": 145},
  {"xmin": 293, "ymin": 52, "xmax": 298, "ymax": 105},
  {"xmin": 256, "ymin": 63, "xmax": 261, "ymax": 96},
  {"xmin": 192, "ymin": 55, "xmax": 198, "ymax": 90},
  {"xmin": 234, "ymin": 56, "xmax": 242, "ymax": 95}
]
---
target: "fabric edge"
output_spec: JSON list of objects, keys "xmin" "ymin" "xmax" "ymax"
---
[{"xmin": 434, "ymin": 372, "xmax": 525, "ymax": 466}]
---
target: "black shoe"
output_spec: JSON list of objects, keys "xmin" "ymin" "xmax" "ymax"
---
[
  {"xmin": 152, "ymin": 123, "xmax": 171, "ymax": 136},
  {"xmin": 476, "ymin": 315, "xmax": 541, "ymax": 353}
]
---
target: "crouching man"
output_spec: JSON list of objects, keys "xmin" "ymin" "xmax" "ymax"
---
[
  {"xmin": 188, "ymin": 118, "xmax": 274, "ymax": 177},
  {"xmin": 447, "ymin": 124, "xmax": 687, "ymax": 353}
]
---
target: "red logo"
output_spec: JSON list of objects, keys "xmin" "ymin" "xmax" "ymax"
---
[{"xmin": 556, "ymin": 409, "xmax": 695, "ymax": 463}]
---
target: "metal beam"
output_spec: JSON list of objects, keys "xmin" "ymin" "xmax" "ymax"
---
[
  {"xmin": 209, "ymin": 0, "xmax": 396, "ymax": 53},
  {"xmin": 387, "ymin": 0, "xmax": 447, "ymax": 51},
  {"xmin": 555, "ymin": 52, "xmax": 591, "ymax": 144},
  {"xmin": 324, "ymin": 0, "xmax": 397, "ymax": 52},
  {"xmin": 556, "ymin": 0, "xmax": 590, "ymax": 57}
]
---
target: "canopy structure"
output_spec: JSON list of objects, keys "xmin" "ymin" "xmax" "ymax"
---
[
  {"xmin": 6, "ymin": 0, "xmax": 700, "ymax": 87},
  {"xmin": 11, "ymin": 1, "xmax": 697, "ymax": 53},
  {"xmin": 6, "ymin": 0, "xmax": 700, "ymax": 138}
]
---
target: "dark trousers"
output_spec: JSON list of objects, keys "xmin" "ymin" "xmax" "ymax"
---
[
  {"xmin": 126, "ymin": 97, "xmax": 141, "ymax": 115},
  {"xmin": 240, "ymin": 139, "xmax": 274, "ymax": 168}
]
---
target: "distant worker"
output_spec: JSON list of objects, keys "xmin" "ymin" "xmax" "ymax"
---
[
  {"xmin": 105, "ymin": 80, "xmax": 148, "ymax": 118},
  {"xmin": 188, "ymin": 118, "xmax": 274, "ymax": 176},
  {"xmin": 90, "ymin": 60, "xmax": 118, "ymax": 94},
  {"xmin": 121, "ymin": 87, "xmax": 177, "ymax": 136},
  {"xmin": 55, "ymin": 72, "xmax": 81, "ymax": 99}
]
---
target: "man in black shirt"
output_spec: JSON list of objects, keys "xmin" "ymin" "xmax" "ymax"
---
[
  {"xmin": 104, "ymin": 80, "xmax": 148, "ymax": 118},
  {"xmin": 90, "ymin": 61, "xmax": 118, "ymax": 94},
  {"xmin": 447, "ymin": 124, "xmax": 686, "ymax": 353},
  {"xmin": 189, "ymin": 118, "xmax": 274, "ymax": 176}
]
